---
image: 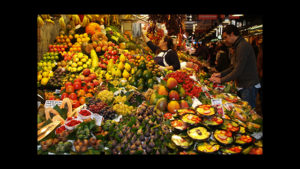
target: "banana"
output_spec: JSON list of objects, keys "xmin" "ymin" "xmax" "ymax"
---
[
  {"xmin": 59, "ymin": 16, "xmax": 66, "ymax": 30},
  {"xmin": 41, "ymin": 14, "xmax": 49, "ymax": 20},
  {"xmin": 37, "ymin": 15, "xmax": 44, "ymax": 27},
  {"xmin": 45, "ymin": 19, "xmax": 55, "ymax": 24},
  {"xmin": 81, "ymin": 16, "xmax": 90, "ymax": 27},
  {"xmin": 73, "ymin": 15, "xmax": 81, "ymax": 25},
  {"xmin": 86, "ymin": 15, "xmax": 93, "ymax": 20}
]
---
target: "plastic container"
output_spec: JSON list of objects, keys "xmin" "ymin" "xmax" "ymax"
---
[
  {"xmin": 78, "ymin": 109, "xmax": 93, "ymax": 120},
  {"xmin": 65, "ymin": 119, "xmax": 83, "ymax": 130}
]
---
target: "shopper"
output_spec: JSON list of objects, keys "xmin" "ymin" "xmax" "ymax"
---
[
  {"xmin": 197, "ymin": 41, "xmax": 210, "ymax": 60},
  {"xmin": 256, "ymin": 40, "xmax": 263, "ymax": 106},
  {"xmin": 209, "ymin": 25, "xmax": 260, "ymax": 108},
  {"xmin": 208, "ymin": 42, "xmax": 217, "ymax": 67},
  {"xmin": 214, "ymin": 43, "xmax": 230, "ymax": 72},
  {"xmin": 141, "ymin": 28, "xmax": 181, "ymax": 71}
]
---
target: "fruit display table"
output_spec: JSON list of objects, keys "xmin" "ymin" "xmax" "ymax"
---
[{"xmin": 37, "ymin": 15, "xmax": 263, "ymax": 155}]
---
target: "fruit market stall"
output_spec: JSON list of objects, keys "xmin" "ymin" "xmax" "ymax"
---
[{"xmin": 37, "ymin": 14, "xmax": 263, "ymax": 155}]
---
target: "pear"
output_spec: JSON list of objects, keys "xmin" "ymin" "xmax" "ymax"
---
[
  {"xmin": 125, "ymin": 62, "xmax": 131, "ymax": 71},
  {"xmin": 122, "ymin": 69, "xmax": 130, "ymax": 79},
  {"xmin": 118, "ymin": 61, "xmax": 124, "ymax": 70}
]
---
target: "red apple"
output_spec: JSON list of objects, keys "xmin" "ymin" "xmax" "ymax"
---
[{"xmin": 82, "ymin": 69, "xmax": 90, "ymax": 76}]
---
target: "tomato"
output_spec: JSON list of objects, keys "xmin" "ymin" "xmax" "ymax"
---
[
  {"xmin": 86, "ymin": 82, "xmax": 94, "ymax": 89},
  {"xmin": 164, "ymin": 113, "xmax": 173, "ymax": 119},
  {"xmin": 77, "ymin": 89, "xmax": 86, "ymax": 97},
  {"xmin": 48, "ymin": 96, "xmax": 55, "ymax": 100},
  {"xmin": 72, "ymin": 100, "xmax": 80, "ymax": 108},
  {"xmin": 73, "ymin": 78, "xmax": 81, "ymax": 84},
  {"xmin": 69, "ymin": 93, "xmax": 77, "ymax": 100},
  {"xmin": 82, "ymin": 86, "xmax": 88, "ymax": 92},
  {"xmin": 73, "ymin": 81, "xmax": 82, "ymax": 90},
  {"xmin": 66, "ymin": 85, "xmax": 75, "ymax": 93},
  {"xmin": 79, "ymin": 97, "xmax": 86, "ymax": 105},
  {"xmin": 61, "ymin": 93, "xmax": 69, "ymax": 100},
  {"xmin": 225, "ymin": 131, "xmax": 232, "ymax": 137},
  {"xmin": 65, "ymin": 82, "xmax": 73, "ymax": 89}
]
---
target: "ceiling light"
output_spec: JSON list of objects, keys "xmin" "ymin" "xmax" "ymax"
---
[{"xmin": 232, "ymin": 14, "xmax": 244, "ymax": 17}]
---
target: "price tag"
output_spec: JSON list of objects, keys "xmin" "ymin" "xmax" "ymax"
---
[
  {"xmin": 55, "ymin": 89, "xmax": 61, "ymax": 94},
  {"xmin": 211, "ymin": 98, "xmax": 225, "ymax": 118},
  {"xmin": 44, "ymin": 100, "xmax": 62, "ymax": 108}
]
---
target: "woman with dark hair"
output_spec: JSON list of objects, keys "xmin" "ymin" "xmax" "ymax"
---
[{"xmin": 141, "ymin": 28, "xmax": 181, "ymax": 71}]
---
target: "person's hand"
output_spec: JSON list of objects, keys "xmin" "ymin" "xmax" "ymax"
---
[
  {"xmin": 158, "ymin": 66, "xmax": 165, "ymax": 71},
  {"xmin": 211, "ymin": 72, "xmax": 221, "ymax": 78},
  {"xmin": 209, "ymin": 77, "xmax": 221, "ymax": 84}
]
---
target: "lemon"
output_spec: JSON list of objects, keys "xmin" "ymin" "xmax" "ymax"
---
[
  {"xmin": 41, "ymin": 77, "xmax": 49, "ymax": 85},
  {"xmin": 83, "ymin": 33, "xmax": 88, "ymax": 37},
  {"xmin": 43, "ymin": 62, "xmax": 47, "ymax": 66},
  {"xmin": 81, "ymin": 58, "xmax": 87, "ymax": 62},
  {"xmin": 74, "ymin": 34, "xmax": 79, "ymax": 39},
  {"xmin": 42, "ymin": 71, "xmax": 49, "ymax": 77},
  {"xmin": 84, "ymin": 55, "xmax": 89, "ymax": 60},
  {"xmin": 38, "ymin": 62, "xmax": 43, "ymax": 67},
  {"xmin": 38, "ymin": 74, "xmax": 43, "ymax": 81},
  {"xmin": 72, "ymin": 63, "xmax": 77, "ymax": 68},
  {"xmin": 78, "ymin": 53, "xmax": 83, "ymax": 59},
  {"xmin": 88, "ymin": 59, "xmax": 92, "ymax": 63},
  {"xmin": 77, "ymin": 61, "xmax": 83, "ymax": 66},
  {"xmin": 49, "ymin": 71, "xmax": 54, "ymax": 77},
  {"xmin": 83, "ymin": 64, "xmax": 87, "ymax": 68},
  {"xmin": 71, "ymin": 74, "xmax": 76, "ymax": 78},
  {"xmin": 71, "ymin": 67, "xmax": 76, "ymax": 72},
  {"xmin": 73, "ymin": 57, "xmax": 79, "ymax": 62},
  {"xmin": 51, "ymin": 63, "xmax": 56, "ymax": 67},
  {"xmin": 47, "ymin": 62, "xmax": 51, "ymax": 66},
  {"xmin": 47, "ymin": 66, "xmax": 52, "ymax": 70},
  {"xmin": 67, "ymin": 67, "xmax": 72, "ymax": 72},
  {"xmin": 77, "ymin": 66, "xmax": 83, "ymax": 71}
]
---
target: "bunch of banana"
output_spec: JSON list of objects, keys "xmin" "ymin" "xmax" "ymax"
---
[
  {"xmin": 40, "ymin": 14, "xmax": 51, "ymax": 20},
  {"xmin": 59, "ymin": 16, "xmax": 66, "ymax": 30},
  {"xmin": 37, "ymin": 15, "xmax": 44, "ymax": 27},
  {"xmin": 72, "ymin": 15, "xmax": 81, "ymax": 25},
  {"xmin": 45, "ymin": 18, "xmax": 55, "ymax": 24},
  {"xmin": 81, "ymin": 15, "xmax": 90, "ymax": 27}
]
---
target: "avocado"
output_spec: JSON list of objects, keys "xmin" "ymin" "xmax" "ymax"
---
[
  {"xmin": 143, "ymin": 69, "xmax": 152, "ymax": 80},
  {"xmin": 135, "ymin": 69, "xmax": 143, "ymax": 79},
  {"xmin": 147, "ymin": 79, "xmax": 154, "ymax": 88}
]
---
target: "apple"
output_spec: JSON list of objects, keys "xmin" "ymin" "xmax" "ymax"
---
[{"xmin": 82, "ymin": 69, "xmax": 90, "ymax": 76}]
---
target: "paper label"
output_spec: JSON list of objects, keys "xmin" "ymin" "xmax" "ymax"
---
[
  {"xmin": 211, "ymin": 98, "xmax": 225, "ymax": 118},
  {"xmin": 55, "ymin": 89, "xmax": 61, "ymax": 94},
  {"xmin": 44, "ymin": 100, "xmax": 62, "ymax": 108}
]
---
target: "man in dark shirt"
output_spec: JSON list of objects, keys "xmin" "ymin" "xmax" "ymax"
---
[{"xmin": 209, "ymin": 25, "xmax": 260, "ymax": 108}]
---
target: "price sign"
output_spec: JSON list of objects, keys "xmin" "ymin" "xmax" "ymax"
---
[
  {"xmin": 211, "ymin": 98, "xmax": 225, "ymax": 118},
  {"xmin": 44, "ymin": 100, "xmax": 62, "ymax": 108}
]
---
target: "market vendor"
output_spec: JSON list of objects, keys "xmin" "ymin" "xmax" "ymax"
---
[
  {"xmin": 209, "ymin": 25, "xmax": 260, "ymax": 108},
  {"xmin": 141, "ymin": 28, "xmax": 181, "ymax": 71}
]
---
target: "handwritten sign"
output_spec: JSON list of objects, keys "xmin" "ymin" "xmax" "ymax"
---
[{"xmin": 44, "ymin": 100, "xmax": 62, "ymax": 108}]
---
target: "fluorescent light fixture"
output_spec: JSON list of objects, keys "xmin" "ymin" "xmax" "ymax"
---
[{"xmin": 232, "ymin": 14, "xmax": 244, "ymax": 17}]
